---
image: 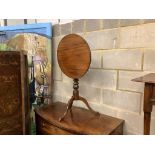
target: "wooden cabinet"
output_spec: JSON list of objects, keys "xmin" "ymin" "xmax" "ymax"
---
[
  {"xmin": 35, "ymin": 102, "xmax": 124, "ymax": 135},
  {"xmin": 0, "ymin": 51, "xmax": 30, "ymax": 135}
]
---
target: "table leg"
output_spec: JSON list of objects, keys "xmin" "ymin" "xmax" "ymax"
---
[
  {"xmin": 143, "ymin": 83, "xmax": 153, "ymax": 135},
  {"xmin": 144, "ymin": 112, "xmax": 151, "ymax": 135}
]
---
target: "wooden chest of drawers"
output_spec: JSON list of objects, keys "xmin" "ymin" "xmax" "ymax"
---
[{"xmin": 35, "ymin": 102, "xmax": 124, "ymax": 135}]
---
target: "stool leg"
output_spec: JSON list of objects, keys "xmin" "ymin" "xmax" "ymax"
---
[{"xmin": 144, "ymin": 112, "xmax": 151, "ymax": 135}]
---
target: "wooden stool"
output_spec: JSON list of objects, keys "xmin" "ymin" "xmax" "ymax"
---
[{"xmin": 132, "ymin": 73, "xmax": 155, "ymax": 135}]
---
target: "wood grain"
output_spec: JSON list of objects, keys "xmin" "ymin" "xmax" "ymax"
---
[
  {"xmin": 35, "ymin": 102, "xmax": 124, "ymax": 135},
  {"xmin": 57, "ymin": 34, "xmax": 91, "ymax": 79},
  {"xmin": 0, "ymin": 51, "xmax": 30, "ymax": 135}
]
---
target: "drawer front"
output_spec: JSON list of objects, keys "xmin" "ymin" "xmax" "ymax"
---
[{"xmin": 36, "ymin": 116, "xmax": 73, "ymax": 135}]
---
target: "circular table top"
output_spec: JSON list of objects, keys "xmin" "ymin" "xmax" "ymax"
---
[{"xmin": 57, "ymin": 34, "xmax": 91, "ymax": 79}]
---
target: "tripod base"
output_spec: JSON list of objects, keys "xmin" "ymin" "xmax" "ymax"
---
[
  {"xmin": 59, "ymin": 95, "xmax": 99, "ymax": 122},
  {"xmin": 59, "ymin": 79, "xmax": 99, "ymax": 122}
]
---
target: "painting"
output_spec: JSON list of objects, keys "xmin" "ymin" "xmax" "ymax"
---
[{"xmin": 0, "ymin": 23, "xmax": 52, "ymax": 107}]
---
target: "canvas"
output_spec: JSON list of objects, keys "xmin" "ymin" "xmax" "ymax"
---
[{"xmin": 0, "ymin": 23, "xmax": 52, "ymax": 106}]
